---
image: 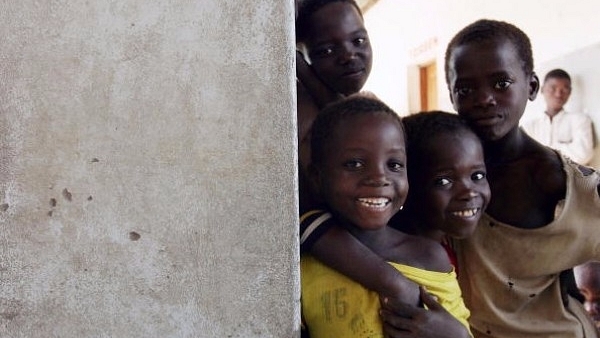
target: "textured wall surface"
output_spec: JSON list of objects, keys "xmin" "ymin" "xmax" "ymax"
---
[{"xmin": 0, "ymin": 1, "xmax": 299, "ymax": 337}]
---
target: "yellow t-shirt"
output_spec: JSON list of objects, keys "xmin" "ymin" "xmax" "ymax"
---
[{"xmin": 301, "ymin": 255, "xmax": 471, "ymax": 338}]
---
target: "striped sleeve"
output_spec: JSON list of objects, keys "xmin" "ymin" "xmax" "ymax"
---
[{"xmin": 299, "ymin": 209, "xmax": 334, "ymax": 252}]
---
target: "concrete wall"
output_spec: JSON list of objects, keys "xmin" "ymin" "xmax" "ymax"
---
[{"xmin": 0, "ymin": 1, "xmax": 299, "ymax": 337}]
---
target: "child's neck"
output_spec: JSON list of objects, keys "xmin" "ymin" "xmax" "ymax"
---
[
  {"xmin": 483, "ymin": 127, "xmax": 528, "ymax": 166},
  {"xmin": 405, "ymin": 219, "xmax": 445, "ymax": 242},
  {"xmin": 346, "ymin": 225, "xmax": 390, "ymax": 248}
]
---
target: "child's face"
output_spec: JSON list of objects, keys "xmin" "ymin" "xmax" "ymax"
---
[
  {"xmin": 301, "ymin": 2, "xmax": 372, "ymax": 95},
  {"xmin": 447, "ymin": 39, "xmax": 538, "ymax": 141},
  {"xmin": 411, "ymin": 131, "xmax": 490, "ymax": 238},
  {"xmin": 575, "ymin": 265, "xmax": 600, "ymax": 327},
  {"xmin": 316, "ymin": 114, "xmax": 407, "ymax": 231}
]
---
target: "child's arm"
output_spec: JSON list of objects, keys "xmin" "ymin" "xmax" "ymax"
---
[
  {"xmin": 296, "ymin": 51, "xmax": 343, "ymax": 108},
  {"xmin": 302, "ymin": 212, "xmax": 472, "ymax": 337},
  {"xmin": 313, "ymin": 227, "xmax": 421, "ymax": 303},
  {"xmin": 301, "ymin": 211, "xmax": 420, "ymax": 305}
]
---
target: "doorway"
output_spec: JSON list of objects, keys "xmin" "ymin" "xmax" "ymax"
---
[{"xmin": 419, "ymin": 62, "xmax": 438, "ymax": 111}]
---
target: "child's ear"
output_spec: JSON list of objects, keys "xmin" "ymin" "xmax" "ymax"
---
[{"xmin": 528, "ymin": 72, "xmax": 540, "ymax": 101}]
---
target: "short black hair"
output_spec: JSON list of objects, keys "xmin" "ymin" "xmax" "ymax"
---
[
  {"xmin": 296, "ymin": 0, "xmax": 363, "ymax": 43},
  {"xmin": 310, "ymin": 93, "xmax": 403, "ymax": 166},
  {"xmin": 402, "ymin": 111, "xmax": 475, "ymax": 170},
  {"xmin": 444, "ymin": 19, "xmax": 534, "ymax": 84},
  {"xmin": 544, "ymin": 68, "xmax": 571, "ymax": 83}
]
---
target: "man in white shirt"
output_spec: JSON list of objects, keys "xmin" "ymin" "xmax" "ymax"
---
[{"xmin": 523, "ymin": 69, "xmax": 594, "ymax": 165}]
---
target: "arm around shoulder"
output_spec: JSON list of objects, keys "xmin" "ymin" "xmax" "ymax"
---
[
  {"xmin": 309, "ymin": 225, "xmax": 421, "ymax": 305},
  {"xmin": 299, "ymin": 210, "xmax": 420, "ymax": 305}
]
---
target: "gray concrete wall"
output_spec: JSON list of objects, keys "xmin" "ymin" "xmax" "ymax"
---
[{"xmin": 0, "ymin": 1, "xmax": 299, "ymax": 337}]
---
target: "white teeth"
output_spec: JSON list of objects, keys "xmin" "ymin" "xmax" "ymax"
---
[
  {"xmin": 357, "ymin": 197, "xmax": 390, "ymax": 208},
  {"xmin": 452, "ymin": 208, "xmax": 479, "ymax": 218}
]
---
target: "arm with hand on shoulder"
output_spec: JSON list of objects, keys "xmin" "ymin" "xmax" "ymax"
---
[
  {"xmin": 380, "ymin": 287, "xmax": 472, "ymax": 338},
  {"xmin": 296, "ymin": 51, "xmax": 343, "ymax": 108},
  {"xmin": 300, "ymin": 211, "xmax": 420, "ymax": 307}
]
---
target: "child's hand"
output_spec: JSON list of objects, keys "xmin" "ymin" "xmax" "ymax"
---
[
  {"xmin": 296, "ymin": 50, "xmax": 311, "ymax": 81},
  {"xmin": 295, "ymin": 50, "xmax": 342, "ymax": 108},
  {"xmin": 379, "ymin": 287, "xmax": 470, "ymax": 338}
]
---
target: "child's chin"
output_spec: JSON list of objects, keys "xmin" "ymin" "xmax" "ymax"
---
[{"xmin": 360, "ymin": 221, "xmax": 390, "ymax": 231}]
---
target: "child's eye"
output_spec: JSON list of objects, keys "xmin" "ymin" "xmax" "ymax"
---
[
  {"xmin": 434, "ymin": 177, "xmax": 452, "ymax": 187},
  {"xmin": 388, "ymin": 161, "xmax": 405, "ymax": 172},
  {"xmin": 472, "ymin": 171, "xmax": 487, "ymax": 181},
  {"xmin": 343, "ymin": 160, "xmax": 363, "ymax": 170},
  {"xmin": 312, "ymin": 46, "xmax": 334, "ymax": 58},
  {"xmin": 454, "ymin": 86, "xmax": 472, "ymax": 97},
  {"xmin": 495, "ymin": 79, "xmax": 513, "ymax": 90},
  {"xmin": 353, "ymin": 37, "xmax": 368, "ymax": 46}
]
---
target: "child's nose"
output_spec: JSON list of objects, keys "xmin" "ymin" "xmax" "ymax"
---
[
  {"xmin": 338, "ymin": 44, "xmax": 357, "ymax": 64},
  {"xmin": 364, "ymin": 166, "xmax": 391, "ymax": 186},
  {"xmin": 456, "ymin": 180, "xmax": 479, "ymax": 200},
  {"xmin": 474, "ymin": 88, "xmax": 496, "ymax": 107}
]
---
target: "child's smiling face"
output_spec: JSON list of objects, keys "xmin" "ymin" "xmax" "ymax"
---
[
  {"xmin": 302, "ymin": 2, "xmax": 372, "ymax": 95},
  {"xmin": 410, "ymin": 130, "xmax": 490, "ymax": 239},
  {"xmin": 316, "ymin": 113, "xmax": 407, "ymax": 231},
  {"xmin": 447, "ymin": 39, "xmax": 538, "ymax": 141}
]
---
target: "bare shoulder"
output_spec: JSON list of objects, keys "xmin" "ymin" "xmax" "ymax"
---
[
  {"xmin": 529, "ymin": 145, "xmax": 566, "ymax": 198},
  {"xmin": 382, "ymin": 229, "xmax": 452, "ymax": 273},
  {"xmin": 530, "ymin": 149, "xmax": 600, "ymax": 200}
]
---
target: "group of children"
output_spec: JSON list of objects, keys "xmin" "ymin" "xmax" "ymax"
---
[{"xmin": 296, "ymin": 0, "xmax": 600, "ymax": 337}]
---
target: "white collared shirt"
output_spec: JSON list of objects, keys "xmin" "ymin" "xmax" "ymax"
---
[{"xmin": 522, "ymin": 109, "xmax": 594, "ymax": 165}]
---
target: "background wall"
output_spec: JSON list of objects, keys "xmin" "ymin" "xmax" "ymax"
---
[
  {"xmin": 0, "ymin": 1, "xmax": 299, "ymax": 337},
  {"xmin": 363, "ymin": 0, "xmax": 600, "ymax": 167}
]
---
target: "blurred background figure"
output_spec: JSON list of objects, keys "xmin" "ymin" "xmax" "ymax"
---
[{"xmin": 522, "ymin": 68, "xmax": 595, "ymax": 165}]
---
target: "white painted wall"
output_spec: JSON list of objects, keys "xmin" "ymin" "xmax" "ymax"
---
[
  {"xmin": 0, "ymin": 1, "xmax": 299, "ymax": 337},
  {"xmin": 363, "ymin": 0, "xmax": 600, "ymax": 167}
]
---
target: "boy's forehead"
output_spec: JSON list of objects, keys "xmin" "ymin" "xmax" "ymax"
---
[
  {"xmin": 448, "ymin": 39, "xmax": 522, "ymax": 76},
  {"xmin": 451, "ymin": 38, "xmax": 510, "ymax": 59},
  {"xmin": 332, "ymin": 114, "xmax": 404, "ymax": 139},
  {"xmin": 424, "ymin": 130, "xmax": 480, "ymax": 154},
  {"xmin": 306, "ymin": 3, "xmax": 364, "ymax": 36}
]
